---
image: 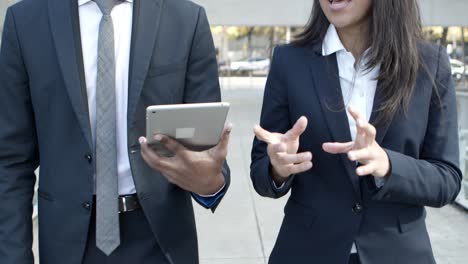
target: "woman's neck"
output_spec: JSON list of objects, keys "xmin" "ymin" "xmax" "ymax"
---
[{"xmin": 336, "ymin": 20, "xmax": 371, "ymax": 61}]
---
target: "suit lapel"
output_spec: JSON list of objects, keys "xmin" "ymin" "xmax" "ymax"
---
[
  {"xmin": 309, "ymin": 53, "xmax": 361, "ymax": 199},
  {"xmin": 369, "ymin": 81, "xmax": 392, "ymax": 144},
  {"xmin": 127, "ymin": 0, "xmax": 163, "ymax": 126},
  {"xmin": 70, "ymin": 0, "xmax": 90, "ymax": 117},
  {"xmin": 310, "ymin": 54, "xmax": 352, "ymax": 145},
  {"xmin": 48, "ymin": 0, "xmax": 93, "ymax": 149}
]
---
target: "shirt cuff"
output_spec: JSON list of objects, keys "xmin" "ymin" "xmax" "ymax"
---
[
  {"xmin": 272, "ymin": 180, "xmax": 286, "ymax": 190},
  {"xmin": 192, "ymin": 183, "xmax": 226, "ymax": 209},
  {"xmin": 373, "ymin": 149, "xmax": 392, "ymax": 189}
]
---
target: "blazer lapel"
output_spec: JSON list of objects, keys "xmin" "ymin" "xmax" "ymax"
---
[
  {"xmin": 127, "ymin": 0, "xmax": 163, "ymax": 126},
  {"xmin": 369, "ymin": 81, "xmax": 392, "ymax": 144},
  {"xmin": 309, "ymin": 53, "xmax": 361, "ymax": 199},
  {"xmin": 48, "ymin": 0, "xmax": 93, "ymax": 149}
]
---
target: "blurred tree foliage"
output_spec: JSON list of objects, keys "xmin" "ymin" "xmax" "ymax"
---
[
  {"xmin": 212, "ymin": 26, "xmax": 288, "ymax": 58},
  {"xmin": 423, "ymin": 26, "xmax": 468, "ymax": 46}
]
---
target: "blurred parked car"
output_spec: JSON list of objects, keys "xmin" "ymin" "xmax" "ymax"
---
[
  {"xmin": 222, "ymin": 57, "xmax": 271, "ymax": 76},
  {"xmin": 451, "ymin": 59, "xmax": 466, "ymax": 82}
]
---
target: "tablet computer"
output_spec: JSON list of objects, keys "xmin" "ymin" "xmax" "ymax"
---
[{"xmin": 146, "ymin": 102, "xmax": 230, "ymax": 157}]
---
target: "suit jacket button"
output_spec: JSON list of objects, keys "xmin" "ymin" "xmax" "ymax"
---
[
  {"xmin": 85, "ymin": 155, "xmax": 92, "ymax": 163},
  {"xmin": 82, "ymin": 202, "xmax": 91, "ymax": 211},
  {"xmin": 352, "ymin": 203, "xmax": 363, "ymax": 214}
]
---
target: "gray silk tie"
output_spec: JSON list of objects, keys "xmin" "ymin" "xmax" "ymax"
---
[{"xmin": 94, "ymin": 0, "xmax": 120, "ymax": 256}]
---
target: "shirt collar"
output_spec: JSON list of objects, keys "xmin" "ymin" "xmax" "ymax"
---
[
  {"xmin": 322, "ymin": 24, "xmax": 347, "ymax": 56},
  {"xmin": 78, "ymin": 0, "xmax": 133, "ymax": 6}
]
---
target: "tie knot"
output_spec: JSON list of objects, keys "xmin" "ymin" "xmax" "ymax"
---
[{"xmin": 94, "ymin": 0, "xmax": 121, "ymax": 15}]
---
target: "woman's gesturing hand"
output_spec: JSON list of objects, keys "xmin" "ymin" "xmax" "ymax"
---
[
  {"xmin": 254, "ymin": 117, "xmax": 313, "ymax": 186},
  {"xmin": 322, "ymin": 106, "xmax": 390, "ymax": 178}
]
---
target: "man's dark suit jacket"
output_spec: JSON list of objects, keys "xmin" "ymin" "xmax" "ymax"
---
[
  {"xmin": 251, "ymin": 43, "xmax": 462, "ymax": 264},
  {"xmin": 0, "ymin": 0, "xmax": 230, "ymax": 263}
]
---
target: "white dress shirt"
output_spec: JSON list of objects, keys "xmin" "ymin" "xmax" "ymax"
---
[
  {"xmin": 322, "ymin": 24, "xmax": 382, "ymax": 254},
  {"xmin": 79, "ymin": 0, "xmax": 136, "ymax": 195}
]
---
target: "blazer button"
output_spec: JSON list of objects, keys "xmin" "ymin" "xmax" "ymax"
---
[
  {"xmin": 85, "ymin": 154, "xmax": 92, "ymax": 163},
  {"xmin": 82, "ymin": 202, "xmax": 91, "ymax": 211},
  {"xmin": 352, "ymin": 203, "xmax": 363, "ymax": 214}
]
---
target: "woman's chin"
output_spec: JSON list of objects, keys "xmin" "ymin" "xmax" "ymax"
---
[{"xmin": 328, "ymin": 18, "xmax": 356, "ymax": 30}]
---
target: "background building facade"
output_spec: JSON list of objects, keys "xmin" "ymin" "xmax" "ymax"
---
[
  {"xmin": 192, "ymin": 0, "xmax": 468, "ymax": 26},
  {"xmin": 2, "ymin": 0, "xmax": 468, "ymax": 32}
]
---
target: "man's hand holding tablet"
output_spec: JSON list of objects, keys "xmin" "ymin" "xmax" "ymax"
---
[{"xmin": 139, "ymin": 103, "xmax": 232, "ymax": 196}]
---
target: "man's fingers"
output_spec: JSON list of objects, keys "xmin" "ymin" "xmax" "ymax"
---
[
  {"xmin": 348, "ymin": 148, "xmax": 372, "ymax": 162},
  {"xmin": 322, "ymin": 142, "xmax": 354, "ymax": 154},
  {"xmin": 285, "ymin": 116, "xmax": 308, "ymax": 141},
  {"xmin": 356, "ymin": 163, "xmax": 376, "ymax": 176},
  {"xmin": 154, "ymin": 134, "xmax": 185, "ymax": 155},
  {"xmin": 140, "ymin": 137, "xmax": 160, "ymax": 161},
  {"xmin": 219, "ymin": 123, "xmax": 233, "ymax": 148},
  {"xmin": 286, "ymin": 161, "xmax": 313, "ymax": 175},
  {"xmin": 254, "ymin": 125, "xmax": 277, "ymax": 144},
  {"xmin": 139, "ymin": 137, "xmax": 173, "ymax": 170},
  {"xmin": 277, "ymin": 152, "xmax": 312, "ymax": 165},
  {"xmin": 212, "ymin": 123, "xmax": 233, "ymax": 157}
]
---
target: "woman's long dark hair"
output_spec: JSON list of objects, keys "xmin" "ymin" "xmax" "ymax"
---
[{"xmin": 294, "ymin": 0, "xmax": 424, "ymax": 125}]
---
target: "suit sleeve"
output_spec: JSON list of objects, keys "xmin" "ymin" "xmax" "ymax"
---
[
  {"xmin": 373, "ymin": 46, "xmax": 462, "ymax": 208},
  {"xmin": 0, "ymin": 8, "xmax": 39, "ymax": 264},
  {"xmin": 183, "ymin": 6, "xmax": 230, "ymax": 211},
  {"xmin": 250, "ymin": 47, "xmax": 295, "ymax": 199}
]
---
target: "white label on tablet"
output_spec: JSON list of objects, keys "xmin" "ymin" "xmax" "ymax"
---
[{"xmin": 176, "ymin": 128, "xmax": 195, "ymax": 139}]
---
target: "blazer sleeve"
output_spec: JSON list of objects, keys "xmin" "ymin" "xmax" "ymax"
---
[
  {"xmin": 183, "ymin": 6, "xmax": 230, "ymax": 211},
  {"xmin": 0, "ymin": 8, "xmax": 39, "ymax": 264},
  {"xmin": 373, "ymin": 46, "xmax": 462, "ymax": 208},
  {"xmin": 250, "ymin": 46, "xmax": 295, "ymax": 199}
]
